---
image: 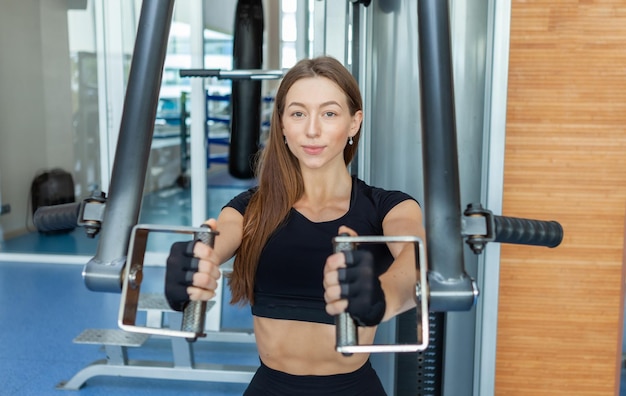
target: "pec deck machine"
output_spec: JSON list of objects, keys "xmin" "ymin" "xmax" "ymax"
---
[{"xmin": 33, "ymin": 0, "xmax": 563, "ymax": 394}]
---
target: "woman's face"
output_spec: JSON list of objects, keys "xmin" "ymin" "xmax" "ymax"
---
[{"xmin": 281, "ymin": 76, "xmax": 362, "ymax": 171}]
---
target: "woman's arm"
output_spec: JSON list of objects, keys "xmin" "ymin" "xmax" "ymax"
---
[
  {"xmin": 202, "ymin": 207, "xmax": 244, "ymax": 265},
  {"xmin": 379, "ymin": 199, "xmax": 425, "ymax": 321},
  {"xmin": 323, "ymin": 199, "xmax": 425, "ymax": 324},
  {"xmin": 187, "ymin": 207, "xmax": 244, "ymax": 301}
]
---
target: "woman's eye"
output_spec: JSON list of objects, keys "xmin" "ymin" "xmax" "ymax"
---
[
  {"xmin": 292, "ymin": 111, "xmax": 304, "ymax": 118},
  {"xmin": 324, "ymin": 111, "xmax": 336, "ymax": 117}
]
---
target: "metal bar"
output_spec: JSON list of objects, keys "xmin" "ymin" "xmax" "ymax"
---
[
  {"xmin": 181, "ymin": 225, "xmax": 216, "ymax": 342},
  {"xmin": 417, "ymin": 0, "xmax": 474, "ymax": 312},
  {"xmin": 332, "ymin": 235, "xmax": 430, "ymax": 354},
  {"xmin": 171, "ymin": 337, "xmax": 195, "ymax": 369},
  {"xmin": 104, "ymin": 345, "xmax": 128, "ymax": 366},
  {"xmin": 57, "ymin": 361, "xmax": 257, "ymax": 390},
  {"xmin": 83, "ymin": 0, "xmax": 175, "ymax": 292},
  {"xmin": 179, "ymin": 69, "xmax": 285, "ymax": 80},
  {"xmin": 119, "ymin": 224, "xmax": 222, "ymax": 339},
  {"xmin": 333, "ymin": 236, "xmax": 358, "ymax": 357}
]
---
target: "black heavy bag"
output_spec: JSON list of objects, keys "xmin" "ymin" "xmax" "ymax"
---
[
  {"xmin": 229, "ymin": 0, "xmax": 264, "ymax": 179},
  {"xmin": 30, "ymin": 168, "xmax": 76, "ymax": 233}
]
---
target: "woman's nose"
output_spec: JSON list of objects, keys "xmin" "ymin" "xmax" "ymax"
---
[{"xmin": 306, "ymin": 117, "xmax": 321, "ymax": 138}]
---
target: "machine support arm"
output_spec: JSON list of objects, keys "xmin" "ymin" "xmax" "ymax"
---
[
  {"xmin": 418, "ymin": 0, "xmax": 475, "ymax": 312},
  {"xmin": 83, "ymin": 0, "xmax": 175, "ymax": 292},
  {"xmin": 417, "ymin": 0, "xmax": 562, "ymax": 312}
]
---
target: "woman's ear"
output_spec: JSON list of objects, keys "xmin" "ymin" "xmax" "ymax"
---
[{"xmin": 351, "ymin": 110, "xmax": 364, "ymax": 133}]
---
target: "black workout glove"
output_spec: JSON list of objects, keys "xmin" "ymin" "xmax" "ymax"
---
[
  {"xmin": 338, "ymin": 250, "xmax": 386, "ymax": 327},
  {"xmin": 165, "ymin": 240, "xmax": 200, "ymax": 312}
]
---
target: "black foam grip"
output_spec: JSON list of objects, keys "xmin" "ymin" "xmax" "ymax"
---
[
  {"xmin": 229, "ymin": 0, "xmax": 264, "ymax": 179},
  {"xmin": 494, "ymin": 216, "xmax": 563, "ymax": 248},
  {"xmin": 179, "ymin": 69, "xmax": 220, "ymax": 78},
  {"xmin": 33, "ymin": 202, "xmax": 80, "ymax": 232}
]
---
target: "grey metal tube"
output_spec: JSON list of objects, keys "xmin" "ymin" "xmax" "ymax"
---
[
  {"xmin": 84, "ymin": 0, "xmax": 175, "ymax": 292},
  {"xmin": 417, "ymin": 0, "xmax": 473, "ymax": 311}
]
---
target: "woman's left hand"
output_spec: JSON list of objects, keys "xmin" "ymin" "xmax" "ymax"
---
[{"xmin": 323, "ymin": 225, "xmax": 356, "ymax": 316}]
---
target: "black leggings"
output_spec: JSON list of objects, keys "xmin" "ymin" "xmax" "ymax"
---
[{"xmin": 243, "ymin": 359, "xmax": 387, "ymax": 396}]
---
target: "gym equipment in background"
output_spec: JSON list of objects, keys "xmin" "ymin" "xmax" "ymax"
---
[
  {"xmin": 33, "ymin": 0, "xmax": 565, "ymax": 344},
  {"xmin": 33, "ymin": 0, "xmax": 564, "ymax": 393},
  {"xmin": 229, "ymin": 0, "xmax": 264, "ymax": 179},
  {"xmin": 30, "ymin": 168, "xmax": 76, "ymax": 233}
]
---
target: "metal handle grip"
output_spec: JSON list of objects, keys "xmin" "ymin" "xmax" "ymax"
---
[
  {"xmin": 494, "ymin": 216, "xmax": 563, "ymax": 248},
  {"xmin": 334, "ymin": 236, "xmax": 358, "ymax": 356},
  {"xmin": 332, "ymin": 235, "xmax": 430, "ymax": 354},
  {"xmin": 33, "ymin": 202, "xmax": 80, "ymax": 232},
  {"xmin": 119, "ymin": 224, "xmax": 219, "ymax": 339},
  {"xmin": 181, "ymin": 224, "xmax": 215, "ymax": 342}
]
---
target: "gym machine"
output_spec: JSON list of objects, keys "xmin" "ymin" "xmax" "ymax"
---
[{"xmin": 33, "ymin": 0, "xmax": 563, "ymax": 393}]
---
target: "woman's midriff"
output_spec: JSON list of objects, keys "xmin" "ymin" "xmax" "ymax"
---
[{"xmin": 253, "ymin": 316, "xmax": 376, "ymax": 375}]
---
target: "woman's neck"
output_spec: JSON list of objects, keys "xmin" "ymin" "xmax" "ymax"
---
[
  {"xmin": 293, "ymin": 168, "xmax": 353, "ymax": 223},
  {"xmin": 300, "ymin": 167, "xmax": 352, "ymax": 202}
]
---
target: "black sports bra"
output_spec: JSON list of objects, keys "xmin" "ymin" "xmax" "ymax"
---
[{"xmin": 225, "ymin": 177, "xmax": 416, "ymax": 325}]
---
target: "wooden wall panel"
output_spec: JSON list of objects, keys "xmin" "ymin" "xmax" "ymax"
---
[{"xmin": 497, "ymin": 1, "xmax": 626, "ymax": 395}]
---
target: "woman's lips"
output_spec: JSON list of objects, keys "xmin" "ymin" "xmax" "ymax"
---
[{"xmin": 302, "ymin": 145, "xmax": 325, "ymax": 155}]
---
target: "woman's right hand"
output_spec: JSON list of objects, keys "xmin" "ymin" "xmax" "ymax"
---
[{"xmin": 164, "ymin": 219, "xmax": 222, "ymax": 311}]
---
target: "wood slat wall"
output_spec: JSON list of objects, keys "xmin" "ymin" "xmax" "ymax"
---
[{"xmin": 497, "ymin": 1, "xmax": 626, "ymax": 394}]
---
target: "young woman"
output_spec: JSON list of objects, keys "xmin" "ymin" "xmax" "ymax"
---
[{"xmin": 166, "ymin": 56, "xmax": 425, "ymax": 395}]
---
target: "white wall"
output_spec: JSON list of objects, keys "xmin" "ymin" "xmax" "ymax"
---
[
  {"xmin": 0, "ymin": 0, "xmax": 73, "ymax": 238},
  {"xmin": 0, "ymin": 0, "xmax": 281, "ymax": 240},
  {"xmin": 40, "ymin": 0, "xmax": 74, "ymax": 179},
  {"xmin": 203, "ymin": 0, "xmax": 238, "ymax": 34}
]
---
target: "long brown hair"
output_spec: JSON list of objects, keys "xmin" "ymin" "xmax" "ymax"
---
[{"xmin": 228, "ymin": 56, "xmax": 363, "ymax": 305}]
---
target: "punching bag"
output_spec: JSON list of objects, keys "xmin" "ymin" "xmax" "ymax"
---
[{"xmin": 230, "ymin": 0, "xmax": 264, "ymax": 179}]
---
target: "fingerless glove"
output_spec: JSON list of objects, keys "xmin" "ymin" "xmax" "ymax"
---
[
  {"xmin": 165, "ymin": 240, "xmax": 199, "ymax": 311},
  {"xmin": 338, "ymin": 250, "xmax": 386, "ymax": 327}
]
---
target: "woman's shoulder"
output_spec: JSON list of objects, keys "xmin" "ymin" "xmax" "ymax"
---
[
  {"xmin": 352, "ymin": 177, "xmax": 419, "ymax": 218},
  {"xmin": 353, "ymin": 177, "xmax": 416, "ymax": 202},
  {"xmin": 223, "ymin": 186, "xmax": 259, "ymax": 215}
]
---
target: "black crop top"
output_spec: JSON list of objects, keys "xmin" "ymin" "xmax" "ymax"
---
[{"xmin": 225, "ymin": 176, "xmax": 417, "ymax": 325}]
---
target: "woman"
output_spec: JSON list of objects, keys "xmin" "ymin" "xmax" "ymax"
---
[{"xmin": 166, "ymin": 56, "xmax": 425, "ymax": 395}]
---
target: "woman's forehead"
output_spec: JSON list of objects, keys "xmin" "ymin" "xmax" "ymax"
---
[{"xmin": 285, "ymin": 77, "xmax": 347, "ymax": 106}]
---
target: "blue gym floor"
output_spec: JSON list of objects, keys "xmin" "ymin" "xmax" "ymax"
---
[
  {"xmin": 0, "ymin": 166, "xmax": 258, "ymax": 395},
  {"xmin": 2, "ymin": 165, "xmax": 625, "ymax": 395}
]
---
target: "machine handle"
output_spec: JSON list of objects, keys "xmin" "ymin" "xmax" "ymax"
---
[
  {"xmin": 463, "ymin": 203, "xmax": 564, "ymax": 255},
  {"xmin": 33, "ymin": 191, "xmax": 107, "ymax": 238},
  {"xmin": 494, "ymin": 216, "xmax": 563, "ymax": 248},
  {"xmin": 181, "ymin": 224, "xmax": 215, "ymax": 342},
  {"xmin": 334, "ymin": 234, "xmax": 358, "ymax": 357},
  {"xmin": 332, "ymin": 235, "xmax": 430, "ymax": 354},
  {"xmin": 180, "ymin": 68, "xmax": 220, "ymax": 78},
  {"xmin": 118, "ymin": 224, "xmax": 219, "ymax": 339},
  {"xmin": 33, "ymin": 202, "xmax": 80, "ymax": 232}
]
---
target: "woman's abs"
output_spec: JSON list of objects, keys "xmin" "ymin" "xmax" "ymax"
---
[{"xmin": 252, "ymin": 316, "xmax": 375, "ymax": 375}]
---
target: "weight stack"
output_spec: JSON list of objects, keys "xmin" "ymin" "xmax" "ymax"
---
[{"xmin": 396, "ymin": 311, "xmax": 445, "ymax": 395}]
